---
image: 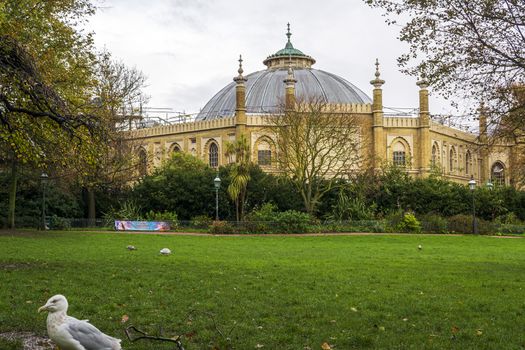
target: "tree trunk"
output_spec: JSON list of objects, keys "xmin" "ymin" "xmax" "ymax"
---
[
  {"xmin": 87, "ymin": 187, "xmax": 96, "ymax": 226},
  {"xmin": 7, "ymin": 160, "xmax": 17, "ymax": 229}
]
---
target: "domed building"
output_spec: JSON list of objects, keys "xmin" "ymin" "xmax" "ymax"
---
[{"xmin": 128, "ymin": 25, "xmax": 516, "ymax": 187}]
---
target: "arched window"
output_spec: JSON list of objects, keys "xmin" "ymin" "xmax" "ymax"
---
[
  {"xmin": 431, "ymin": 143, "xmax": 440, "ymax": 166},
  {"xmin": 209, "ymin": 142, "xmax": 219, "ymax": 167},
  {"xmin": 491, "ymin": 162, "xmax": 505, "ymax": 186},
  {"xmin": 257, "ymin": 141, "xmax": 272, "ymax": 166},
  {"xmin": 449, "ymin": 147, "xmax": 457, "ymax": 172},
  {"xmin": 138, "ymin": 149, "xmax": 148, "ymax": 177},
  {"xmin": 170, "ymin": 143, "xmax": 181, "ymax": 153},
  {"xmin": 392, "ymin": 142, "xmax": 406, "ymax": 167},
  {"xmin": 465, "ymin": 151, "xmax": 472, "ymax": 175}
]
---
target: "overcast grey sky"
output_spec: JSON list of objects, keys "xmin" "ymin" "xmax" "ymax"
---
[{"xmin": 88, "ymin": 0, "xmax": 457, "ymax": 117}]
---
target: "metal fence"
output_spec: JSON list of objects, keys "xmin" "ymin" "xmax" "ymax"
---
[{"xmin": 4, "ymin": 217, "xmax": 524, "ymax": 235}]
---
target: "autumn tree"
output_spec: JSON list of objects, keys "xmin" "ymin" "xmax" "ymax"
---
[
  {"xmin": 365, "ymin": 0, "xmax": 525, "ymax": 182},
  {"xmin": 268, "ymin": 97, "xmax": 363, "ymax": 215},
  {"xmin": 82, "ymin": 51, "xmax": 148, "ymax": 221},
  {"xmin": 0, "ymin": 0, "xmax": 105, "ymax": 228}
]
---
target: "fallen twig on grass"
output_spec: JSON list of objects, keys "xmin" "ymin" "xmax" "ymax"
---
[{"xmin": 124, "ymin": 325, "xmax": 185, "ymax": 350}]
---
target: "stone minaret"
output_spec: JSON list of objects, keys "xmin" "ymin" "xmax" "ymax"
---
[
  {"xmin": 283, "ymin": 59, "xmax": 297, "ymax": 111},
  {"xmin": 417, "ymin": 77, "xmax": 431, "ymax": 176},
  {"xmin": 370, "ymin": 59, "xmax": 385, "ymax": 169},
  {"xmin": 234, "ymin": 55, "xmax": 247, "ymax": 138}
]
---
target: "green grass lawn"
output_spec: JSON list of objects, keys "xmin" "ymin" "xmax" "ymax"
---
[{"xmin": 1, "ymin": 231, "xmax": 524, "ymax": 349}]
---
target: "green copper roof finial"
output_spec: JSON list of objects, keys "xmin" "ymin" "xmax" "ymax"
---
[{"xmin": 286, "ymin": 23, "xmax": 292, "ymax": 43}]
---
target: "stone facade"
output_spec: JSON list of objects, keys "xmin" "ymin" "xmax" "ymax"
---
[{"xmin": 126, "ymin": 29, "xmax": 516, "ymax": 187}]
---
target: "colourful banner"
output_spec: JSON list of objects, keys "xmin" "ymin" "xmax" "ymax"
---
[{"xmin": 114, "ymin": 220, "xmax": 170, "ymax": 231}]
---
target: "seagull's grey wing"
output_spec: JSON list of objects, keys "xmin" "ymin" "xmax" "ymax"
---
[{"xmin": 65, "ymin": 318, "xmax": 121, "ymax": 350}]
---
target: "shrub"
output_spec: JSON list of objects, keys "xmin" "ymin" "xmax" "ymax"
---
[
  {"xmin": 495, "ymin": 212, "xmax": 523, "ymax": 225},
  {"xmin": 496, "ymin": 224, "xmax": 525, "ymax": 235},
  {"xmin": 275, "ymin": 210, "xmax": 312, "ymax": 233},
  {"xmin": 209, "ymin": 220, "xmax": 235, "ymax": 234},
  {"xmin": 420, "ymin": 214, "xmax": 448, "ymax": 234},
  {"xmin": 384, "ymin": 210, "xmax": 405, "ymax": 232},
  {"xmin": 246, "ymin": 203, "xmax": 278, "ymax": 222},
  {"xmin": 49, "ymin": 215, "xmax": 71, "ymax": 230},
  {"xmin": 191, "ymin": 215, "xmax": 213, "ymax": 228},
  {"xmin": 104, "ymin": 200, "xmax": 143, "ymax": 223},
  {"xmin": 396, "ymin": 212, "xmax": 422, "ymax": 233},
  {"xmin": 144, "ymin": 210, "xmax": 179, "ymax": 228},
  {"xmin": 447, "ymin": 214, "xmax": 494, "ymax": 234}
]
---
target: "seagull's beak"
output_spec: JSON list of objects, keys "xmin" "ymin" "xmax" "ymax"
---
[{"xmin": 38, "ymin": 304, "xmax": 48, "ymax": 313}]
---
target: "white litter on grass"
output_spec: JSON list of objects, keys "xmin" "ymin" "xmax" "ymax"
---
[
  {"xmin": 160, "ymin": 248, "xmax": 172, "ymax": 255},
  {"xmin": 126, "ymin": 245, "xmax": 137, "ymax": 250}
]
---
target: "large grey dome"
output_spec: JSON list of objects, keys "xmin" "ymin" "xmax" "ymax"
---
[{"xmin": 196, "ymin": 68, "xmax": 372, "ymax": 121}]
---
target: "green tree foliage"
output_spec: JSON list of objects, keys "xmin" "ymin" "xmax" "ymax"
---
[
  {"xmin": 225, "ymin": 135, "xmax": 252, "ymax": 221},
  {"xmin": 128, "ymin": 153, "xmax": 305, "ymax": 221},
  {"xmin": 365, "ymin": 0, "xmax": 525, "ymax": 184},
  {"xmin": 130, "ymin": 153, "xmax": 220, "ymax": 220},
  {"xmin": 0, "ymin": 0, "xmax": 107, "ymax": 228}
]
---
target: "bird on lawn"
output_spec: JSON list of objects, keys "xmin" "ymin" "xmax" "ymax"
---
[{"xmin": 38, "ymin": 294, "xmax": 122, "ymax": 350}]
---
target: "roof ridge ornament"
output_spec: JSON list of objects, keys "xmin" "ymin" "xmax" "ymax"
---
[
  {"xmin": 286, "ymin": 23, "xmax": 292, "ymax": 43},
  {"xmin": 234, "ymin": 54, "xmax": 247, "ymax": 83},
  {"xmin": 370, "ymin": 58, "xmax": 385, "ymax": 88}
]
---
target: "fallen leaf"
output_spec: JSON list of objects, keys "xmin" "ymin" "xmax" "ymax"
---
[
  {"xmin": 402, "ymin": 318, "xmax": 408, "ymax": 322},
  {"xmin": 255, "ymin": 344, "xmax": 264, "ymax": 349},
  {"xmin": 121, "ymin": 314, "xmax": 129, "ymax": 323},
  {"xmin": 350, "ymin": 307, "xmax": 358, "ymax": 312},
  {"xmin": 321, "ymin": 342, "xmax": 331, "ymax": 350},
  {"xmin": 476, "ymin": 330, "xmax": 483, "ymax": 336},
  {"xmin": 379, "ymin": 326, "xmax": 385, "ymax": 331},
  {"xmin": 451, "ymin": 325, "xmax": 459, "ymax": 334}
]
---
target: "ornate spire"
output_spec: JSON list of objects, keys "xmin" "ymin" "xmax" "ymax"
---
[
  {"xmin": 286, "ymin": 23, "xmax": 292, "ymax": 43},
  {"xmin": 370, "ymin": 58, "xmax": 385, "ymax": 88},
  {"xmin": 416, "ymin": 72, "xmax": 428, "ymax": 89},
  {"xmin": 233, "ymin": 54, "xmax": 247, "ymax": 83}
]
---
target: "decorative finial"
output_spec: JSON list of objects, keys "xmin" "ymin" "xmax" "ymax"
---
[
  {"xmin": 286, "ymin": 23, "xmax": 292, "ymax": 43},
  {"xmin": 234, "ymin": 54, "xmax": 247, "ymax": 83},
  {"xmin": 416, "ymin": 72, "xmax": 429, "ymax": 89},
  {"xmin": 370, "ymin": 58, "xmax": 385, "ymax": 88},
  {"xmin": 238, "ymin": 54, "xmax": 244, "ymax": 76}
]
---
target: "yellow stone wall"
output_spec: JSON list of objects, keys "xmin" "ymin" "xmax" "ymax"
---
[{"xmin": 126, "ymin": 106, "xmax": 515, "ymax": 187}]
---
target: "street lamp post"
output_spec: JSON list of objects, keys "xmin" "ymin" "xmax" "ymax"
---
[
  {"xmin": 213, "ymin": 174, "xmax": 221, "ymax": 221},
  {"xmin": 468, "ymin": 175, "xmax": 478, "ymax": 235},
  {"xmin": 40, "ymin": 173, "xmax": 48, "ymax": 230},
  {"xmin": 486, "ymin": 179, "xmax": 494, "ymax": 191}
]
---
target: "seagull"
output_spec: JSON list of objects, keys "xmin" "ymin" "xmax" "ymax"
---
[
  {"xmin": 160, "ymin": 248, "xmax": 171, "ymax": 255},
  {"xmin": 38, "ymin": 295, "xmax": 122, "ymax": 350}
]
